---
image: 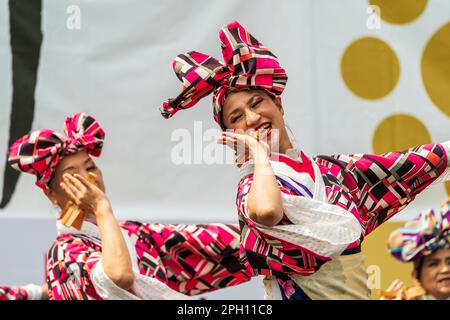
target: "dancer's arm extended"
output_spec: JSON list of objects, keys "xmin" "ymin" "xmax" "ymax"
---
[{"xmin": 315, "ymin": 141, "xmax": 450, "ymax": 234}]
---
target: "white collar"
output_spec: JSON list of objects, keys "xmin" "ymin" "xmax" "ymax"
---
[
  {"xmin": 238, "ymin": 148, "xmax": 304, "ymax": 179},
  {"xmin": 56, "ymin": 219, "xmax": 102, "ymax": 240},
  {"xmin": 284, "ymin": 148, "xmax": 302, "ymax": 163}
]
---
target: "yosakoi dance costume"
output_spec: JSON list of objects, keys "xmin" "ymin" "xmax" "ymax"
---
[
  {"xmin": 8, "ymin": 113, "xmax": 253, "ymax": 300},
  {"xmin": 160, "ymin": 21, "xmax": 450, "ymax": 299}
]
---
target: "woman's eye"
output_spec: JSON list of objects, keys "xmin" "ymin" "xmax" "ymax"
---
[
  {"xmin": 251, "ymin": 100, "xmax": 261, "ymax": 108},
  {"xmin": 231, "ymin": 115, "xmax": 242, "ymax": 123}
]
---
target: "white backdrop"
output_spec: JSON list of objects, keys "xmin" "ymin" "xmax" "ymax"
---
[{"xmin": 0, "ymin": 0, "xmax": 449, "ymax": 295}]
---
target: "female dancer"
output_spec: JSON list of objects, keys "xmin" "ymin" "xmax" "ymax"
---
[
  {"xmin": 8, "ymin": 112, "xmax": 253, "ymax": 300},
  {"xmin": 160, "ymin": 21, "xmax": 450, "ymax": 299}
]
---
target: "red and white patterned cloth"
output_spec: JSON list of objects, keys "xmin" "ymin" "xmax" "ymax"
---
[
  {"xmin": 0, "ymin": 284, "xmax": 43, "ymax": 300},
  {"xmin": 235, "ymin": 142, "xmax": 449, "ymax": 299},
  {"xmin": 46, "ymin": 220, "xmax": 254, "ymax": 300},
  {"xmin": 160, "ymin": 21, "xmax": 287, "ymax": 129}
]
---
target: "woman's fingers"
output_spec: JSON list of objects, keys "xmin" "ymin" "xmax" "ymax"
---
[
  {"xmin": 63, "ymin": 174, "xmax": 86, "ymax": 193},
  {"xmin": 217, "ymin": 135, "xmax": 237, "ymax": 146},
  {"xmin": 221, "ymin": 131, "xmax": 251, "ymax": 142},
  {"xmin": 222, "ymin": 132, "xmax": 253, "ymax": 150},
  {"xmin": 73, "ymin": 173, "xmax": 95, "ymax": 189},
  {"xmin": 60, "ymin": 181, "xmax": 81, "ymax": 205},
  {"xmin": 220, "ymin": 131, "xmax": 251, "ymax": 145},
  {"xmin": 224, "ymin": 137, "xmax": 243, "ymax": 153},
  {"xmin": 221, "ymin": 131, "xmax": 241, "ymax": 138},
  {"xmin": 218, "ymin": 132, "xmax": 261, "ymax": 161},
  {"xmin": 216, "ymin": 135, "xmax": 229, "ymax": 144}
]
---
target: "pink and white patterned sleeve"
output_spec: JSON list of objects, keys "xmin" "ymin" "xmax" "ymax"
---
[
  {"xmin": 320, "ymin": 142, "xmax": 450, "ymax": 233},
  {"xmin": 46, "ymin": 235, "xmax": 103, "ymax": 300},
  {"xmin": 137, "ymin": 222, "xmax": 255, "ymax": 296}
]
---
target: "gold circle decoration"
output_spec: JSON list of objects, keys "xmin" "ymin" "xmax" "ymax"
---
[
  {"xmin": 369, "ymin": 0, "xmax": 428, "ymax": 25},
  {"xmin": 341, "ymin": 37, "xmax": 400, "ymax": 100},
  {"xmin": 446, "ymin": 181, "xmax": 450, "ymax": 197},
  {"xmin": 421, "ymin": 21, "xmax": 450, "ymax": 118},
  {"xmin": 372, "ymin": 114, "xmax": 431, "ymax": 154}
]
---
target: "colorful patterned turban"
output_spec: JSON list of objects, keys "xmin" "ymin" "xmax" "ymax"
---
[
  {"xmin": 160, "ymin": 21, "xmax": 288, "ymax": 129},
  {"xmin": 8, "ymin": 113, "xmax": 105, "ymax": 190},
  {"xmin": 388, "ymin": 199, "xmax": 450, "ymax": 262}
]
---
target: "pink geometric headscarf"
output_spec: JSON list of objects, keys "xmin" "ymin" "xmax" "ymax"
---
[
  {"xmin": 8, "ymin": 113, "xmax": 105, "ymax": 190},
  {"xmin": 160, "ymin": 21, "xmax": 288, "ymax": 129}
]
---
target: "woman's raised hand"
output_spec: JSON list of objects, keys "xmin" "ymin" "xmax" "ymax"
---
[
  {"xmin": 218, "ymin": 129, "xmax": 270, "ymax": 165},
  {"xmin": 60, "ymin": 173, "xmax": 111, "ymax": 216}
]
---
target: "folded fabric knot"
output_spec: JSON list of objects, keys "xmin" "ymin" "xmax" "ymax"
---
[
  {"xmin": 160, "ymin": 21, "xmax": 287, "ymax": 129},
  {"xmin": 8, "ymin": 112, "xmax": 104, "ymax": 190}
]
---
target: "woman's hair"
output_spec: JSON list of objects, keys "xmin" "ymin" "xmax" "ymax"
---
[
  {"xmin": 413, "ymin": 257, "xmax": 425, "ymax": 281},
  {"xmin": 285, "ymin": 121, "xmax": 297, "ymax": 148}
]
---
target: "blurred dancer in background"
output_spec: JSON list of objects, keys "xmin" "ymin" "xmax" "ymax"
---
[{"xmin": 382, "ymin": 199, "xmax": 450, "ymax": 300}]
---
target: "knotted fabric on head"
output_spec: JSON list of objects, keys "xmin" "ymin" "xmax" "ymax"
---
[
  {"xmin": 160, "ymin": 21, "xmax": 288, "ymax": 129},
  {"xmin": 388, "ymin": 199, "xmax": 450, "ymax": 262},
  {"xmin": 8, "ymin": 113, "xmax": 105, "ymax": 190}
]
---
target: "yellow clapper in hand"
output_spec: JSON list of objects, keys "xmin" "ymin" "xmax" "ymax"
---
[{"xmin": 60, "ymin": 172, "xmax": 97, "ymax": 230}]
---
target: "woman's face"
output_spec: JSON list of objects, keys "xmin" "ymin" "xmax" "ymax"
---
[
  {"xmin": 221, "ymin": 90, "xmax": 292, "ymax": 153},
  {"xmin": 45, "ymin": 151, "xmax": 106, "ymax": 209},
  {"xmin": 415, "ymin": 248, "xmax": 450, "ymax": 300}
]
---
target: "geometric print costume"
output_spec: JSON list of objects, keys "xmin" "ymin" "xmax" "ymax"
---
[
  {"xmin": 158, "ymin": 18, "xmax": 450, "ymax": 299},
  {"xmin": 7, "ymin": 113, "xmax": 253, "ymax": 300},
  {"xmin": 236, "ymin": 142, "xmax": 450, "ymax": 299},
  {"xmin": 47, "ymin": 220, "xmax": 254, "ymax": 300}
]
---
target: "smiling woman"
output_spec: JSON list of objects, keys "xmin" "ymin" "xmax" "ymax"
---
[
  {"xmin": 7, "ymin": 112, "xmax": 254, "ymax": 300},
  {"xmin": 160, "ymin": 20, "xmax": 450, "ymax": 300}
]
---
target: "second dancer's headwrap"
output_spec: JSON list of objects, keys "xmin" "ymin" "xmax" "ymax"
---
[
  {"xmin": 160, "ymin": 21, "xmax": 288, "ymax": 129},
  {"xmin": 8, "ymin": 113, "xmax": 104, "ymax": 190}
]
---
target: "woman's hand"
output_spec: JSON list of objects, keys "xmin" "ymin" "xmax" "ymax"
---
[
  {"xmin": 218, "ymin": 130, "xmax": 283, "ymax": 226},
  {"xmin": 60, "ymin": 173, "xmax": 111, "ymax": 217},
  {"xmin": 61, "ymin": 173, "xmax": 134, "ymax": 290},
  {"xmin": 380, "ymin": 280, "xmax": 406, "ymax": 300},
  {"xmin": 40, "ymin": 284, "xmax": 49, "ymax": 300},
  {"xmin": 218, "ymin": 130, "xmax": 270, "ymax": 165}
]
